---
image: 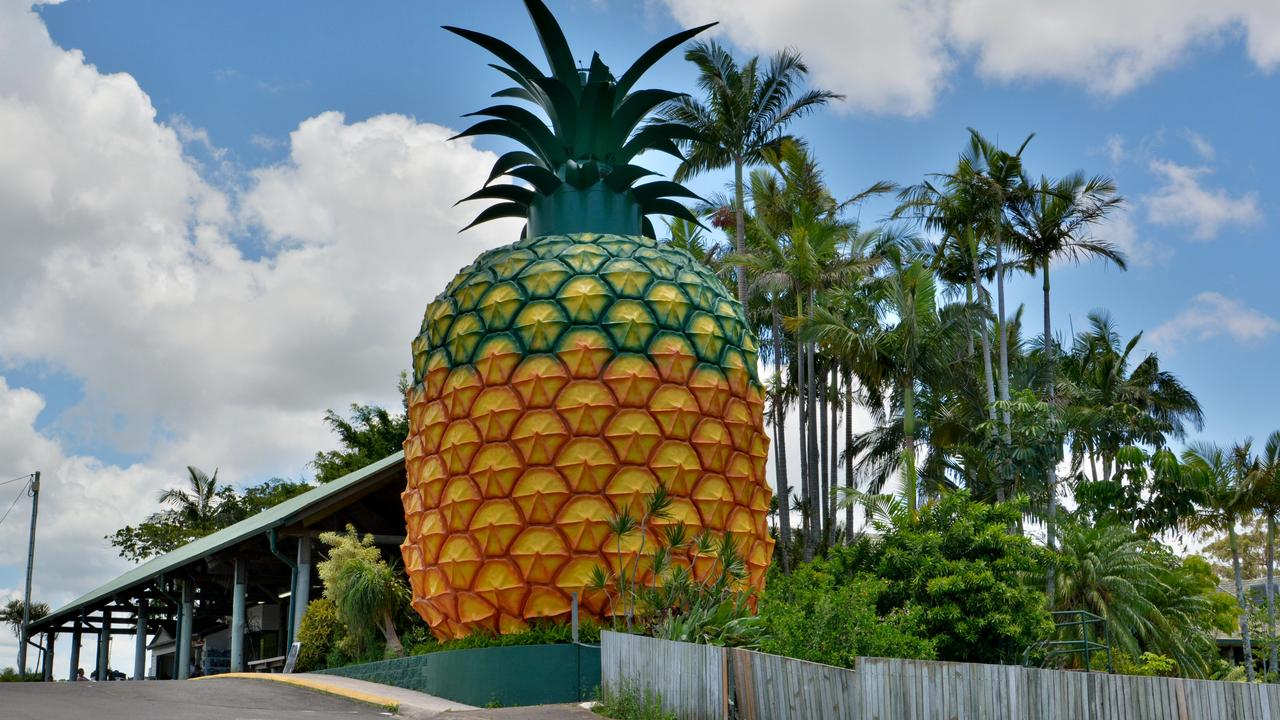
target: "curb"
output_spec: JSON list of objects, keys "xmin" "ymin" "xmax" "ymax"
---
[{"xmin": 194, "ymin": 672, "xmax": 401, "ymax": 713}]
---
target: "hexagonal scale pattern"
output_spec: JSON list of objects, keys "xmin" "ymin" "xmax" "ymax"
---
[{"xmin": 403, "ymin": 233, "xmax": 773, "ymax": 640}]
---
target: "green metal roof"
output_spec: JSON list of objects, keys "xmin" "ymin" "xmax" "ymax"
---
[{"xmin": 33, "ymin": 451, "xmax": 406, "ymax": 630}]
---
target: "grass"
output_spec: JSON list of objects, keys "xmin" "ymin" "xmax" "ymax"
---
[{"xmin": 593, "ymin": 682, "xmax": 676, "ymax": 720}]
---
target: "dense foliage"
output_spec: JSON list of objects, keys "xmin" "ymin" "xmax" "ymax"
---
[{"xmin": 757, "ymin": 566, "xmax": 934, "ymax": 666}]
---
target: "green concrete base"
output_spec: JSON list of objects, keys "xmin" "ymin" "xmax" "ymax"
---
[{"xmin": 317, "ymin": 643, "xmax": 601, "ymax": 707}]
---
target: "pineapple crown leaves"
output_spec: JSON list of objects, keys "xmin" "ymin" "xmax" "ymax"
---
[{"xmin": 445, "ymin": 0, "xmax": 713, "ymax": 233}]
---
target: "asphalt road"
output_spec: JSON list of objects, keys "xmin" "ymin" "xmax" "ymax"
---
[{"xmin": 0, "ymin": 678, "xmax": 391, "ymax": 720}]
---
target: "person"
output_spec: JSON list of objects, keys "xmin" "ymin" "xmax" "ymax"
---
[{"xmin": 74, "ymin": 668, "xmax": 89, "ymax": 681}]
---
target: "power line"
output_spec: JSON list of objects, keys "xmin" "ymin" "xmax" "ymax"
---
[
  {"xmin": 0, "ymin": 473, "xmax": 34, "ymax": 487},
  {"xmin": 0, "ymin": 477, "xmax": 30, "ymax": 530}
]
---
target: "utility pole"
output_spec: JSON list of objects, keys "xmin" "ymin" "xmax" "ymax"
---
[{"xmin": 17, "ymin": 471, "xmax": 40, "ymax": 675}]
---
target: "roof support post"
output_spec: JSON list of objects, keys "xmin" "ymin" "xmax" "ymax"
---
[
  {"xmin": 268, "ymin": 528, "xmax": 298, "ymax": 648},
  {"xmin": 176, "ymin": 580, "xmax": 193, "ymax": 680},
  {"xmin": 43, "ymin": 631, "xmax": 55, "ymax": 681},
  {"xmin": 96, "ymin": 608, "xmax": 111, "ymax": 680},
  {"xmin": 68, "ymin": 620, "xmax": 81, "ymax": 681},
  {"xmin": 230, "ymin": 558, "xmax": 247, "ymax": 673},
  {"xmin": 133, "ymin": 600, "xmax": 147, "ymax": 680},
  {"xmin": 292, "ymin": 535, "xmax": 312, "ymax": 641}
]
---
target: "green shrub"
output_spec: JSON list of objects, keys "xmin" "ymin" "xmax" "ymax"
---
[
  {"xmin": 594, "ymin": 681, "xmax": 676, "ymax": 720},
  {"xmin": 407, "ymin": 618, "xmax": 602, "ymax": 656},
  {"xmin": 838, "ymin": 492, "xmax": 1054, "ymax": 665},
  {"xmin": 757, "ymin": 565, "xmax": 934, "ymax": 667},
  {"xmin": 0, "ymin": 668, "xmax": 43, "ymax": 682},
  {"xmin": 295, "ymin": 597, "xmax": 343, "ymax": 672}
]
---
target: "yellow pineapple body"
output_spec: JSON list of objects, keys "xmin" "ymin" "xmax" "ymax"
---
[{"xmin": 402, "ymin": 232, "xmax": 773, "ymax": 640}]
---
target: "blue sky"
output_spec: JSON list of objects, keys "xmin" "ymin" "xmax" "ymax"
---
[{"xmin": 1, "ymin": 0, "xmax": 1278, "ymax": 668}]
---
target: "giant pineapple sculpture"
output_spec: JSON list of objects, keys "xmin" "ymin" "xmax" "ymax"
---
[{"xmin": 401, "ymin": 0, "xmax": 774, "ymax": 640}]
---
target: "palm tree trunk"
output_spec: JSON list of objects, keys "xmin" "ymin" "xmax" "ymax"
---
[
  {"xmin": 733, "ymin": 156, "xmax": 748, "ymax": 308},
  {"xmin": 819, "ymin": 369, "xmax": 829, "ymax": 549},
  {"xmin": 771, "ymin": 305, "xmax": 791, "ymax": 571},
  {"xmin": 1268, "ymin": 515, "xmax": 1277, "ymax": 676},
  {"xmin": 796, "ymin": 306, "xmax": 812, "ymax": 561},
  {"xmin": 806, "ymin": 336, "xmax": 821, "ymax": 550},
  {"xmin": 1044, "ymin": 258, "xmax": 1058, "ymax": 602},
  {"xmin": 995, "ymin": 229, "xmax": 1011, "ymax": 437},
  {"xmin": 903, "ymin": 376, "xmax": 917, "ymax": 514},
  {"xmin": 972, "ymin": 240, "xmax": 997, "ymax": 420},
  {"xmin": 1232, "ymin": 525, "xmax": 1256, "ymax": 682},
  {"xmin": 844, "ymin": 367, "xmax": 855, "ymax": 543},
  {"xmin": 828, "ymin": 366, "xmax": 839, "ymax": 545},
  {"xmin": 381, "ymin": 613, "xmax": 403, "ymax": 657}
]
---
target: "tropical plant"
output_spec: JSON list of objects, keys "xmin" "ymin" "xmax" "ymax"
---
[
  {"xmin": 1182, "ymin": 441, "xmax": 1259, "ymax": 680},
  {"xmin": 1250, "ymin": 430, "xmax": 1280, "ymax": 674},
  {"xmin": 317, "ymin": 525, "xmax": 409, "ymax": 659},
  {"xmin": 1, "ymin": 600, "xmax": 48, "ymax": 643},
  {"xmin": 1054, "ymin": 521, "xmax": 1234, "ymax": 677},
  {"xmin": 1008, "ymin": 171, "xmax": 1125, "ymax": 597},
  {"xmin": 664, "ymin": 41, "xmax": 841, "ymax": 305}
]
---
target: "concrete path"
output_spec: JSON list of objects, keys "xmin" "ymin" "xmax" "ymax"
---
[
  {"xmin": 202, "ymin": 673, "xmax": 476, "ymax": 718},
  {"xmin": 0, "ymin": 678, "xmax": 389, "ymax": 720},
  {"xmin": 439, "ymin": 703, "xmax": 599, "ymax": 719}
]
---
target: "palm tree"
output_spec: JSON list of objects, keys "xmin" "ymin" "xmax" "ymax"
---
[
  {"xmin": 1183, "ymin": 441, "xmax": 1257, "ymax": 681},
  {"xmin": 1250, "ymin": 431, "xmax": 1280, "ymax": 675},
  {"xmin": 734, "ymin": 140, "xmax": 887, "ymax": 557},
  {"xmin": 808, "ymin": 243, "xmax": 963, "ymax": 514},
  {"xmin": 664, "ymin": 41, "xmax": 841, "ymax": 307},
  {"xmin": 961, "ymin": 130, "xmax": 1033, "ymax": 436},
  {"xmin": 1060, "ymin": 313, "xmax": 1203, "ymax": 482},
  {"xmin": 157, "ymin": 466, "xmax": 231, "ymax": 530},
  {"xmin": 1055, "ymin": 521, "xmax": 1222, "ymax": 677},
  {"xmin": 1008, "ymin": 171, "xmax": 1125, "ymax": 599}
]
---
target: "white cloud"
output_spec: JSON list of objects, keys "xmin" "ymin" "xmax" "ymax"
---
[
  {"xmin": 1104, "ymin": 134, "xmax": 1127, "ymax": 165},
  {"xmin": 1148, "ymin": 292, "xmax": 1280, "ymax": 352},
  {"xmin": 1100, "ymin": 207, "xmax": 1168, "ymax": 267},
  {"xmin": 1183, "ymin": 128, "xmax": 1216, "ymax": 161},
  {"xmin": 663, "ymin": 0, "xmax": 954, "ymax": 115},
  {"xmin": 661, "ymin": 0, "xmax": 1280, "ymax": 115},
  {"xmin": 0, "ymin": 0, "xmax": 518, "ymax": 614},
  {"xmin": 1144, "ymin": 159, "xmax": 1262, "ymax": 240}
]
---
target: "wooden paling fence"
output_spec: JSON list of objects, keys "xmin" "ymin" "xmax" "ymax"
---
[{"xmin": 601, "ymin": 630, "xmax": 1280, "ymax": 719}]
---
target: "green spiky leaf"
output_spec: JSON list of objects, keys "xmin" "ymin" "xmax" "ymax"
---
[
  {"xmin": 507, "ymin": 165, "xmax": 563, "ymax": 195},
  {"xmin": 613, "ymin": 22, "xmax": 718, "ymax": 100},
  {"xmin": 523, "ymin": 0, "xmax": 581, "ymax": 97},
  {"xmin": 442, "ymin": 26, "xmax": 541, "ymax": 79},
  {"xmin": 455, "ymin": 184, "xmax": 536, "ymax": 207},
  {"xmin": 485, "ymin": 151, "xmax": 545, "ymax": 186},
  {"xmin": 461, "ymin": 201, "xmax": 528, "ymax": 231},
  {"xmin": 633, "ymin": 181, "xmax": 703, "ymax": 204}
]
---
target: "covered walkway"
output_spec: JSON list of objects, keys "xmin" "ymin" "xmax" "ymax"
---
[{"xmin": 26, "ymin": 451, "xmax": 407, "ymax": 680}]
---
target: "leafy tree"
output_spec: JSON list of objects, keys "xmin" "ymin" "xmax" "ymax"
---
[
  {"xmin": 107, "ymin": 476, "xmax": 311, "ymax": 561},
  {"xmin": 1072, "ymin": 446, "xmax": 1206, "ymax": 537},
  {"xmin": 838, "ymin": 491, "xmax": 1053, "ymax": 664},
  {"xmin": 294, "ymin": 598, "xmax": 342, "ymax": 672},
  {"xmin": 664, "ymin": 41, "xmax": 840, "ymax": 307},
  {"xmin": 312, "ymin": 376, "xmax": 410, "ymax": 483}
]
